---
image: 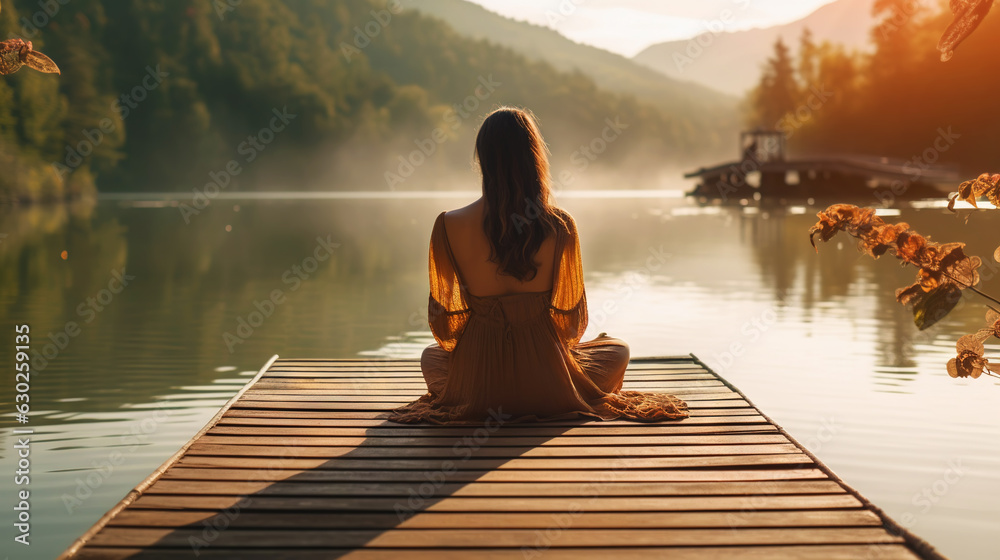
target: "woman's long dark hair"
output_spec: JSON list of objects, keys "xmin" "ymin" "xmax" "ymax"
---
[{"xmin": 475, "ymin": 107, "xmax": 564, "ymax": 282}]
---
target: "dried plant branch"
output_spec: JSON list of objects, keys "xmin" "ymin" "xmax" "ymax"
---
[{"xmin": 809, "ymin": 203, "xmax": 995, "ymax": 381}]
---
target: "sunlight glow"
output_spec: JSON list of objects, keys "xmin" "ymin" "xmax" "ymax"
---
[{"xmin": 462, "ymin": 0, "xmax": 842, "ymax": 56}]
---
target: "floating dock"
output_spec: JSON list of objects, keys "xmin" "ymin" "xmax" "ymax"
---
[
  {"xmin": 684, "ymin": 155, "xmax": 959, "ymax": 201},
  {"xmin": 684, "ymin": 129, "xmax": 960, "ymax": 201},
  {"xmin": 60, "ymin": 356, "xmax": 943, "ymax": 559}
]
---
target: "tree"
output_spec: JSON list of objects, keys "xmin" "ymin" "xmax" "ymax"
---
[
  {"xmin": 749, "ymin": 38, "xmax": 800, "ymax": 128},
  {"xmin": 798, "ymin": 28, "xmax": 819, "ymax": 87}
]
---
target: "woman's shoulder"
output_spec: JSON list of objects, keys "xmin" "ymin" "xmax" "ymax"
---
[
  {"xmin": 549, "ymin": 206, "xmax": 577, "ymax": 235},
  {"xmin": 440, "ymin": 204, "xmax": 480, "ymax": 247},
  {"xmin": 442, "ymin": 200, "xmax": 483, "ymax": 226}
]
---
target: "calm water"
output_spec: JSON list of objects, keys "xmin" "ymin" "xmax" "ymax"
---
[{"xmin": 1, "ymin": 191, "xmax": 999, "ymax": 559}]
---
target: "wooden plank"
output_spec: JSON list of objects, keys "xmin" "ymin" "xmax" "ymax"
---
[
  {"xmin": 157, "ymin": 467, "xmax": 830, "ymax": 483},
  {"xmin": 129, "ymin": 493, "xmax": 865, "ymax": 512},
  {"xmin": 268, "ymin": 361, "xmax": 704, "ymax": 368},
  {"xmin": 237, "ymin": 390, "xmax": 743, "ymax": 401},
  {"xmin": 173, "ymin": 453, "xmax": 816, "ymax": 471},
  {"xmin": 87, "ymin": 527, "xmax": 904, "ymax": 548},
  {"xmin": 262, "ymin": 373, "xmax": 719, "ymax": 381},
  {"xmin": 238, "ymin": 387, "xmax": 740, "ymax": 404},
  {"xmin": 262, "ymin": 369, "xmax": 713, "ymax": 376},
  {"xmin": 275, "ymin": 357, "xmax": 694, "ymax": 363},
  {"xmin": 207, "ymin": 424, "xmax": 778, "ymax": 436},
  {"xmin": 262, "ymin": 368, "xmax": 712, "ymax": 374},
  {"xmin": 260, "ymin": 371, "xmax": 716, "ymax": 379},
  {"xmin": 184, "ymin": 443, "xmax": 802, "ymax": 458},
  {"xmin": 221, "ymin": 408, "xmax": 762, "ymax": 420},
  {"xmin": 107, "ymin": 509, "xmax": 883, "ymax": 529},
  {"xmin": 195, "ymin": 434, "xmax": 793, "ymax": 447},
  {"xmin": 144, "ymin": 479, "xmax": 846, "ymax": 497},
  {"xmin": 72, "ymin": 546, "xmax": 924, "ymax": 560},
  {"xmin": 257, "ymin": 376, "xmax": 723, "ymax": 383},
  {"xmin": 229, "ymin": 399, "xmax": 753, "ymax": 410},
  {"xmin": 252, "ymin": 380, "xmax": 728, "ymax": 390},
  {"xmin": 262, "ymin": 367, "xmax": 712, "ymax": 374}
]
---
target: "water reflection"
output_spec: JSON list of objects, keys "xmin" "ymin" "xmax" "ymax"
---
[{"xmin": 0, "ymin": 193, "xmax": 999, "ymax": 559}]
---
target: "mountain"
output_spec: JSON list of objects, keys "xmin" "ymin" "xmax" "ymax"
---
[
  {"xmin": 0, "ymin": 0, "xmax": 737, "ymax": 202},
  {"xmin": 398, "ymin": 0, "xmax": 739, "ymax": 127},
  {"xmin": 633, "ymin": 0, "xmax": 875, "ymax": 96}
]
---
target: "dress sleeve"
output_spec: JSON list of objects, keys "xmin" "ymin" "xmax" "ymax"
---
[
  {"xmin": 427, "ymin": 212, "xmax": 469, "ymax": 352},
  {"xmin": 549, "ymin": 210, "xmax": 588, "ymax": 346}
]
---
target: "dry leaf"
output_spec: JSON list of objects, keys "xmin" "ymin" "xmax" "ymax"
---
[
  {"xmin": 947, "ymin": 173, "xmax": 1000, "ymax": 212},
  {"xmin": 911, "ymin": 284, "xmax": 962, "ymax": 330},
  {"xmin": 25, "ymin": 50, "xmax": 60, "ymax": 74},
  {"xmin": 811, "ymin": 204, "xmax": 982, "ymax": 331},
  {"xmin": 947, "ymin": 334, "xmax": 988, "ymax": 378},
  {"xmin": 938, "ymin": 0, "xmax": 993, "ymax": 62}
]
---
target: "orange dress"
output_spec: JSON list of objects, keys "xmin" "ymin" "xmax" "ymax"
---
[{"xmin": 388, "ymin": 210, "xmax": 688, "ymax": 424}]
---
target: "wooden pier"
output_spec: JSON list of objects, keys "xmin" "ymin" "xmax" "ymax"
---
[
  {"xmin": 684, "ymin": 129, "xmax": 960, "ymax": 201},
  {"xmin": 60, "ymin": 356, "xmax": 943, "ymax": 559}
]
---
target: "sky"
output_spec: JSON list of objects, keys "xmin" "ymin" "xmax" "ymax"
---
[{"xmin": 462, "ymin": 0, "xmax": 841, "ymax": 57}]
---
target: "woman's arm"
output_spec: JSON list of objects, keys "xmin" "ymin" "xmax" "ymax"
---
[
  {"xmin": 549, "ymin": 209, "xmax": 588, "ymax": 345},
  {"xmin": 427, "ymin": 213, "xmax": 469, "ymax": 351}
]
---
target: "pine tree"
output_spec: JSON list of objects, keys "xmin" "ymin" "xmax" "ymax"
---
[
  {"xmin": 798, "ymin": 28, "xmax": 819, "ymax": 87},
  {"xmin": 750, "ymin": 38, "xmax": 800, "ymax": 128}
]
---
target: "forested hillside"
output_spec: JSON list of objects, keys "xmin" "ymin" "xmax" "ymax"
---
[
  {"xmin": 399, "ymin": 0, "xmax": 738, "ymax": 120},
  {"xmin": 746, "ymin": 0, "xmax": 1000, "ymax": 173},
  {"xmin": 0, "ymin": 0, "xmax": 731, "ymax": 202}
]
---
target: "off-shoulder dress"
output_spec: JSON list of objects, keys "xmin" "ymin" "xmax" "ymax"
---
[{"xmin": 389, "ymin": 210, "xmax": 688, "ymax": 424}]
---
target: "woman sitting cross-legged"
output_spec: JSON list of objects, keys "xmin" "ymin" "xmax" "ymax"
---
[{"xmin": 389, "ymin": 107, "xmax": 688, "ymax": 424}]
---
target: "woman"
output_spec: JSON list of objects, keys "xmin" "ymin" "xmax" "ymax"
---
[{"xmin": 390, "ymin": 107, "xmax": 687, "ymax": 424}]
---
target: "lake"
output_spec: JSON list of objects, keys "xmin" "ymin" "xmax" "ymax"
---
[{"xmin": 1, "ymin": 190, "xmax": 999, "ymax": 559}]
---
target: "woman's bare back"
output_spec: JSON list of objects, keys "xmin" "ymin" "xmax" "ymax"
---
[{"xmin": 442, "ymin": 199, "xmax": 557, "ymax": 297}]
